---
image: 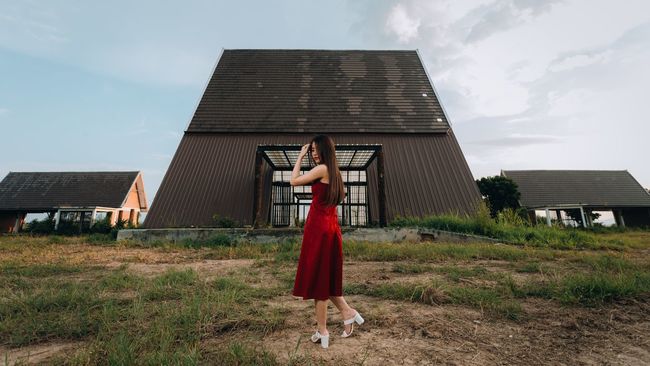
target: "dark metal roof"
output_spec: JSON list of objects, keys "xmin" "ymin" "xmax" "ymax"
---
[
  {"xmin": 144, "ymin": 133, "xmax": 481, "ymax": 228},
  {"xmin": 0, "ymin": 172, "xmax": 142, "ymax": 211},
  {"xmin": 501, "ymin": 170, "xmax": 650, "ymax": 209},
  {"xmin": 187, "ymin": 49, "xmax": 450, "ymax": 134}
]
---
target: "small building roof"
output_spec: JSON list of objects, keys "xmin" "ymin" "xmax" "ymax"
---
[
  {"xmin": 501, "ymin": 170, "xmax": 650, "ymax": 209},
  {"xmin": 0, "ymin": 171, "xmax": 147, "ymax": 212},
  {"xmin": 187, "ymin": 49, "xmax": 450, "ymax": 134}
]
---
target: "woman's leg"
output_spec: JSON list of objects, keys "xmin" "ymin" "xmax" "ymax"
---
[
  {"xmin": 329, "ymin": 296, "xmax": 356, "ymax": 333},
  {"xmin": 315, "ymin": 299, "xmax": 329, "ymax": 335}
]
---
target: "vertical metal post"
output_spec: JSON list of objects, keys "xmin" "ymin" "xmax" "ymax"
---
[
  {"xmin": 579, "ymin": 206, "xmax": 587, "ymax": 228},
  {"xmin": 54, "ymin": 210, "xmax": 61, "ymax": 230},
  {"xmin": 585, "ymin": 209, "xmax": 593, "ymax": 227},
  {"xmin": 619, "ymin": 210, "xmax": 626, "ymax": 228},
  {"xmin": 13, "ymin": 214, "xmax": 20, "ymax": 233},
  {"xmin": 545, "ymin": 208, "xmax": 551, "ymax": 226},
  {"xmin": 253, "ymin": 148, "xmax": 264, "ymax": 228},
  {"xmin": 377, "ymin": 148, "xmax": 387, "ymax": 227}
]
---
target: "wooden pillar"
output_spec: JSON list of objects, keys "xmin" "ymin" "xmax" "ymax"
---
[
  {"xmin": 377, "ymin": 148, "xmax": 387, "ymax": 227},
  {"xmin": 253, "ymin": 148, "xmax": 265, "ymax": 228}
]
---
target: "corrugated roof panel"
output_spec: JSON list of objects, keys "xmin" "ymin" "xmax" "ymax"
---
[
  {"xmin": 186, "ymin": 50, "xmax": 450, "ymax": 134},
  {"xmin": 502, "ymin": 170, "xmax": 650, "ymax": 208},
  {"xmin": 0, "ymin": 172, "xmax": 141, "ymax": 211}
]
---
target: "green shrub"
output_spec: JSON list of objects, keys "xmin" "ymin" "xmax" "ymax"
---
[
  {"xmin": 90, "ymin": 218, "xmax": 112, "ymax": 234},
  {"xmin": 24, "ymin": 217, "xmax": 55, "ymax": 234},
  {"xmin": 497, "ymin": 208, "xmax": 528, "ymax": 227},
  {"xmin": 57, "ymin": 219, "xmax": 83, "ymax": 236},
  {"xmin": 110, "ymin": 219, "xmax": 129, "ymax": 239}
]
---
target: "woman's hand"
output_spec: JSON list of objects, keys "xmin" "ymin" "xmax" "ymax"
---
[{"xmin": 298, "ymin": 144, "xmax": 310, "ymax": 159}]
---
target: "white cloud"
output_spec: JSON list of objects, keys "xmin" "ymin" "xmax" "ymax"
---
[
  {"xmin": 547, "ymin": 88, "xmax": 596, "ymax": 117},
  {"xmin": 369, "ymin": 0, "xmax": 650, "ymax": 185},
  {"xmin": 549, "ymin": 50, "xmax": 612, "ymax": 72},
  {"xmin": 385, "ymin": 4, "xmax": 420, "ymax": 43},
  {"xmin": 0, "ymin": 2, "xmax": 220, "ymax": 87},
  {"xmin": 468, "ymin": 133, "xmax": 564, "ymax": 147},
  {"xmin": 0, "ymin": 10, "xmax": 69, "ymax": 54}
]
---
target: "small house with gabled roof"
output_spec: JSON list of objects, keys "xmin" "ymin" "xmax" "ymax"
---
[
  {"xmin": 502, "ymin": 170, "xmax": 650, "ymax": 227},
  {"xmin": 0, "ymin": 171, "xmax": 148, "ymax": 233}
]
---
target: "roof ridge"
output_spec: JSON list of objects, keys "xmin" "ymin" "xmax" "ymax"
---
[
  {"xmin": 224, "ymin": 48, "xmax": 417, "ymax": 52},
  {"xmin": 8, "ymin": 171, "xmax": 140, "ymax": 174},
  {"xmin": 503, "ymin": 169, "xmax": 628, "ymax": 172}
]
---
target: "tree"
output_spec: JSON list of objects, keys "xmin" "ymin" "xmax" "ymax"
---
[{"xmin": 476, "ymin": 176, "xmax": 521, "ymax": 218}]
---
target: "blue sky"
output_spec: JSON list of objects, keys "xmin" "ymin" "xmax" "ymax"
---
[{"xmin": 1, "ymin": 0, "xmax": 649, "ymax": 207}]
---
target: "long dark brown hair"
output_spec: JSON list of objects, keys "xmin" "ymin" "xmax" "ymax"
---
[{"xmin": 308, "ymin": 135, "xmax": 345, "ymax": 206}]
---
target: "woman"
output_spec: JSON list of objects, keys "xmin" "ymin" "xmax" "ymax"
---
[{"xmin": 290, "ymin": 134, "xmax": 364, "ymax": 349}]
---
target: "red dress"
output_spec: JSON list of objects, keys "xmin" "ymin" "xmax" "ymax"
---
[{"xmin": 292, "ymin": 179, "xmax": 343, "ymax": 300}]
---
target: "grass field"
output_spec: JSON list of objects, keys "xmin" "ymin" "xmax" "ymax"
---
[{"xmin": 1, "ymin": 232, "xmax": 649, "ymax": 365}]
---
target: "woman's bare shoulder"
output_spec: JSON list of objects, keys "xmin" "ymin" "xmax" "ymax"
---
[{"xmin": 312, "ymin": 164, "xmax": 327, "ymax": 175}]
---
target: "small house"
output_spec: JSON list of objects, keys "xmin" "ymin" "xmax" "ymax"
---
[
  {"xmin": 502, "ymin": 170, "xmax": 650, "ymax": 227},
  {"xmin": 0, "ymin": 171, "xmax": 148, "ymax": 233}
]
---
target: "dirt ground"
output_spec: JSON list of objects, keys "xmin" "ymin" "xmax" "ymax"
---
[{"xmin": 1, "ymin": 244, "xmax": 649, "ymax": 365}]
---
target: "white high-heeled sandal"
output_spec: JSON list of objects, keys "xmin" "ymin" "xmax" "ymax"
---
[
  {"xmin": 341, "ymin": 311, "xmax": 364, "ymax": 338},
  {"xmin": 311, "ymin": 330, "xmax": 329, "ymax": 349}
]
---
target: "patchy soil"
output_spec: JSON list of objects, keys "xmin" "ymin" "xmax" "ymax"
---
[
  {"xmin": 125, "ymin": 259, "xmax": 256, "ymax": 279},
  {"xmin": 0, "ymin": 243, "xmax": 203, "ymax": 266},
  {"xmin": 2, "ymin": 243, "xmax": 649, "ymax": 365},
  {"xmin": 255, "ymin": 294, "xmax": 650, "ymax": 365},
  {"xmin": 0, "ymin": 341, "xmax": 84, "ymax": 365}
]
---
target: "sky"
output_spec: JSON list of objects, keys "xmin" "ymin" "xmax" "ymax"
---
[{"xmin": 1, "ymin": 0, "xmax": 649, "ymax": 209}]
